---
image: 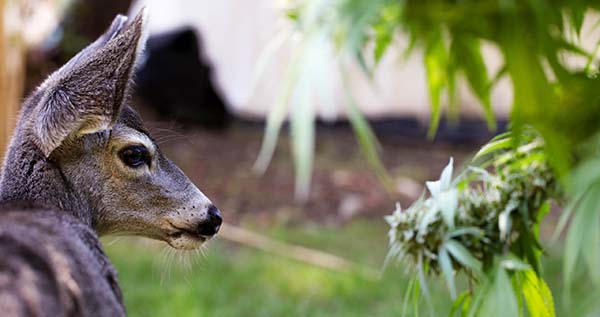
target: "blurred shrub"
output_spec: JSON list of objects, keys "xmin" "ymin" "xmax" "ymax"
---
[{"xmin": 260, "ymin": 1, "xmax": 600, "ymax": 315}]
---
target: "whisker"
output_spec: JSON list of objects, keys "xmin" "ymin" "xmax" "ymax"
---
[
  {"xmin": 148, "ymin": 126, "xmax": 196, "ymax": 146},
  {"xmin": 165, "ymin": 247, "xmax": 175, "ymax": 283},
  {"xmin": 199, "ymin": 244, "xmax": 209, "ymax": 259},
  {"xmin": 193, "ymin": 249, "xmax": 202, "ymax": 266},
  {"xmin": 159, "ymin": 246, "xmax": 169, "ymax": 285},
  {"xmin": 105, "ymin": 237, "xmax": 122, "ymax": 246}
]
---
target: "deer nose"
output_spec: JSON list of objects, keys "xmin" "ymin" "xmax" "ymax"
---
[{"xmin": 197, "ymin": 205, "xmax": 222, "ymax": 236}]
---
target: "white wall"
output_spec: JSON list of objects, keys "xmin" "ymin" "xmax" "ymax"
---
[{"xmin": 130, "ymin": 1, "xmax": 600, "ymax": 122}]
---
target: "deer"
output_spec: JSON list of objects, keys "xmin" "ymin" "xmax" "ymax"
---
[{"xmin": 0, "ymin": 9, "xmax": 222, "ymax": 316}]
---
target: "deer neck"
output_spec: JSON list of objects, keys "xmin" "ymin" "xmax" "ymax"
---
[{"xmin": 0, "ymin": 131, "xmax": 93, "ymax": 227}]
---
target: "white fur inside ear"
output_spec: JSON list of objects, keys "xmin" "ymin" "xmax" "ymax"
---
[
  {"xmin": 32, "ymin": 89, "xmax": 113, "ymax": 157},
  {"xmin": 76, "ymin": 118, "xmax": 111, "ymax": 137},
  {"xmin": 30, "ymin": 11, "xmax": 150, "ymax": 157}
]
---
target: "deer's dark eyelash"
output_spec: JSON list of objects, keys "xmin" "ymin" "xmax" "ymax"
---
[{"xmin": 118, "ymin": 145, "xmax": 151, "ymax": 168}]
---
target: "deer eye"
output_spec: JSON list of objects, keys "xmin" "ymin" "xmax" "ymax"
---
[{"xmin": 119, "ymin": 145, "xmax": 150, "ymax": 168}]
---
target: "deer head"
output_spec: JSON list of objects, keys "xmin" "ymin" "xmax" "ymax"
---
[{"xmin": 0, "ymin": 10, "xmax": 222, "ymax": 250}]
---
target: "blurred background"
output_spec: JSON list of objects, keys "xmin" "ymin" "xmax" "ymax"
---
[{"xmin": 0, "ymin": 0, "xmax": 597, "ymax": 316}]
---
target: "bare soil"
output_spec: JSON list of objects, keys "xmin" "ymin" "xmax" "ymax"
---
[{"xmin": 141, "ymin": 110, "xmax": 484, "ymax": 227}]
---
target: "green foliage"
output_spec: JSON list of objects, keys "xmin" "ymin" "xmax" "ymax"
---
[
  {"xmin": 266, "ymin": 1, "xmax": 600, "ymax": 316},
  {"xmin": 477, "ymin": 264, "xmax": 519, "ymax": 317},
  {"xmin": 386, "ymin": 132, "xmax": 560, "ymax": 315},
  {"xmin": 255, "ymin": 0, "xmax": 392, "ymax": 199},
  {"xmin": 266, "ymin": 0, "xmax": 600, "ymax": 197},
  {"xmin": 522, "ymin": 269, "xmax": 555, "ymax": 317}
]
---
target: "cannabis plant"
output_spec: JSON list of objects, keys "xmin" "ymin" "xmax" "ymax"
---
[
  {"xmin": 259, "ymin": 0, "xmax": 600, "ymax": 315},
  {"xmin": 386, "ymin": 132, "xmax": 558, "ymax": 315}
]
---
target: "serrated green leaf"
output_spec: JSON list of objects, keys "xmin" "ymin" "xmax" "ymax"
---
[
  {"xmin": 490, "ymin": 64, "xmax": 508, "ymax": 87},
  {"xmin": 518, "ymin": 223, "xmax": 542, "ymax": 275},
  {"xmin": 445, "ymin": 239, "xmax": 482, "ymax": 275},
  {"xmin": 479, "ymin": 268, "xmax": 520, "ymax": 317},
  {"xmin": 355, "ymin": 49, "xmax": 372, "ymax": 78},
  {"xmin": 569, "ymin": 157, "xmax": 600, "ymax": 195},
  {"xmin": 342, "ymin": 69, "xmax": 392, "ymax": 191},
  {"xmin": 535, "ymin": 201, "xmax": 551, "ymax": 224},
  {"xmin": 490, "ymin": 131, "xmax": 513, "ymax": 142},
  {"xmin": 402, "ymin": 277, "xmax": 416, "ymax": 317},
  {"xmin": 290, "ymin": 72, "xmax": 315, "ymax": 201},
  {"xmin": 467, "ymin": 278, "xmax": 489, "ymax": 317},
  {"xmin": 570, "ymin": 7, "xmax": 586, "ymax": 36},
  {"xmin": 417, "ymin": 252, "xmax": 431, "ymax": 305},
  {"xmin": 254, "ymin": 46, "xmax": 304, "ymax": 175},
  {"xmin": 512, "ymin": 272, "xmax": 524, "ymax": 317},
  {"xmin": 414, "ymin": 275, "xmax": 422, "ymax": 317},
  {"xmin": 522, "ymin": 269, "xmax": 555, "ymax": 317},
  {"xmin": 446, "ymin": 60, "xmax": 459, "ymax": 124},
  {"xmin": 373, "ymin": 23, "xmax": 393, "ymax": 64},
  {"xmin": 445, "ymin": 227, "xmax": 485, "ymax": 240},
  {"xmin": 565, "ymin": 185, "xmax": 600, "ymax": 292},
  {"xmin": 474, "ymin": 137, "xmax": 513, "ymax": 160},
  {"xmin": 500, "ymin": 18, "xmax": 551, "ymax": 143},
  {"xmin": 424, "ymin": 33, "xmax": 448, "ymax": 138},
  {"xmin": 439, "ymin": 246, "xmax": 457, "ymax": 299},
  {"xmin": 450, "ymin": 291, "xmax": 471, "ymax": 317},
  {"xmin": 550, "ymin": 191, "xmax": 583, "ymax": 244},
  {"xmin": 581, "ymin": 190, "xmax": 600, "ymax": 286},
  {"xmin": 452, "ymin": 36, "xmax": 496, "ymax": 131}
]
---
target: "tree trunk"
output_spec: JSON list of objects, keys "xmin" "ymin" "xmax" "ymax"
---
[{"xmin": 0, "ymin": 0, "xmax": 25, "ymax": 162}]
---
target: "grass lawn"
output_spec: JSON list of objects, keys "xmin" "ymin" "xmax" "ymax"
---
[{"xmin": 105, "ymin": 220, "xmax": 599, "ymax": 317}]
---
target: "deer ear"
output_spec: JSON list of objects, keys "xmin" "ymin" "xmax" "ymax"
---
[{"xmin": 32, "ymin": 9, "xmax": 148, "ymax": 157}]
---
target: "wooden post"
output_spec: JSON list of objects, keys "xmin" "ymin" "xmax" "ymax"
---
[{"xmin": 0, "ymin": 0, "xmax": 25, "ymax": 163}]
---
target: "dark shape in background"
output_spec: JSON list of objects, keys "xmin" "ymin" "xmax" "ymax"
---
[
  {"xmin": 24, "ymin": 0, "xmax": 230, "ymax": 130},
  {"xmin": 22, "ymin": 0, "xmax": 499, "ymax": 140},
  {"xmin": 25, "ymin": 0, "xmax": 133, "ymax": 93},
  {"xmin": 135, "ymin": 28, "xmax": 230, "ymax": 129}
]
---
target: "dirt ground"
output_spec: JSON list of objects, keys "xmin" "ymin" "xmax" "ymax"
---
[
  {"xmin": 20, "ymin": 24, "xmax": 494, "ymax": 229},
  {"xmin": 139, "ymin": 107, "xmax": 488, "ymax": 227},
  {"xmin": 22, "ymin": 48, "xmax": 488, "ymax": 228}
]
